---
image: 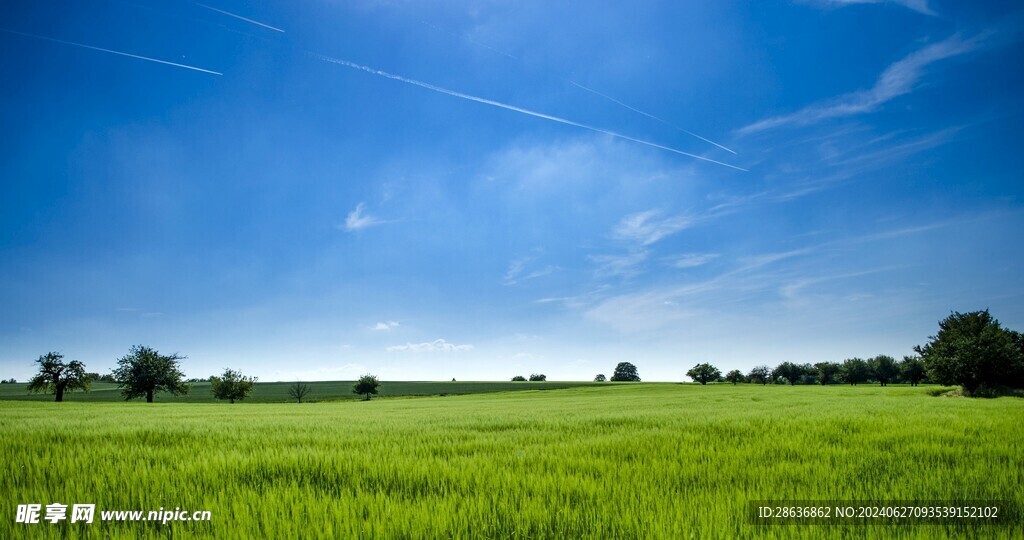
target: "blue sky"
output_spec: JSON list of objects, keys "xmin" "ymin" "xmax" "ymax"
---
[{"xmin": 2, "ymin": 0, "xmax": 1022, "ymax": 382}]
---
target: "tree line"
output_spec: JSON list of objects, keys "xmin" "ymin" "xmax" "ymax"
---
[{"xmin": 19, "ymin": 344, "xmax": 382, "ymax": 403}]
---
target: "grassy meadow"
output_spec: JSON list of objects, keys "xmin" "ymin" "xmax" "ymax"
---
[{"xmin": 2, "ymin": 383, "xmax": 1022, "ymax": 539}]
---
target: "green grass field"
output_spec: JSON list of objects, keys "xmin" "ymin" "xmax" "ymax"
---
[{"xmin": 2, "ymin": 384, "xmax": 1022, "ymax": 539}]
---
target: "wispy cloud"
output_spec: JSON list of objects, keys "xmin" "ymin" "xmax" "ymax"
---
[
  {"xmin": 342, "ymin": 202, "xmax": 383, "ymax": 231},
  {"xmin": 503, "ymin": 257, "xmax": 557, "ymax": 285},
  {"xmin": 387, "ymin": 339, "xmax": 473, "ymax": 352},
  {"xmin": 808, "ymin": 0, "xmax": 936, "ymax": 16},
  {"xmin": 589, "ymin": 250, "xmax": 649, "ymax": 279},
  {"xmin": 614, "ymin": 209, "xmax": 694, "ymax": 246},
  {"xmin": 371, "ymin": 321, "xmax": 400, "ymax": 331},
  {"xmin": 670, "ymin": 253, "xmax": 720, "ymax": 269},
  {"xmin": 738, "ymin": 33, "xmax": 984, "ymax": 134}
]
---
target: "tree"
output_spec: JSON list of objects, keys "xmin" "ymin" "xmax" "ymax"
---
[
  {"xmin": 529, "ymin": 373, "xmax": 547, "ymax": 381},
  {"xmin": 814, "ymin": 362, "xmax": 841, "ymax": 385},
  {"xmin": 353, "ymin": 374, "xmax": 380, "ymax": 401},
  {"xmin": 915, "ymin": 310, "xmax": 1024, "ymax": 394},
  {"xmin": 610, "ymin": 362, "xmax": 640, "ymax": 382},
  {"xmin": 838, "ymin": 358, "xmax": 869, "ymax": 386},
  {"xmin": 687, "ymin": 363, "xmax": 721, "ymax": 385},
  {"xmin": 899, "ymin": 356, "xmax": 926, "ymax": 387},
  {"xmin": 288, "ymin": 381, "xmax": 311, "ymax": 403},
  {"xmin": 724, "ymin": 369, "xmax": 745, "ymax": 384},
  {"xmin": 112, "ymin": 345, "xmax": 189, "ymax": 403},
  {"xmin": 868, "ymin": 355, "xmax": 898, "ymax": 386},
  {"xmin": 772, "ymin": 362, "xmax": 804, "ymax": 386},
  {"xmin": 27, "ymin": 352, "xmax": 90, "ymax": 402},
  {"xmin": 210, "ymin": 368, "xmax": 257, "ymax": 404},
  {"xmin": 748, "ymin": 365, "xmax": 771, "ymax": 385},
  {"xmin": 511, "ymin": 375, "xmax": 527, "ymax": 381},
  {"xmin": 594, "ymin": 374, "xmax": 606, "ymax": 382}
]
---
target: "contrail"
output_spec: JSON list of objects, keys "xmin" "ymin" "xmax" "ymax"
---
[
  {"xmin": 194, "ymin": 2, "xmax": 285, "ymax": 33},
  {"xmin": 311, "ymin": 53, "xmax": 745, "ymax": 171},
  {"xmin": 1, "ymin": 29, "xmax": 222, "ymax": 75},
  {"xmin": 570, "ymin": 81, "xmax": 736, "ymax": 155}
]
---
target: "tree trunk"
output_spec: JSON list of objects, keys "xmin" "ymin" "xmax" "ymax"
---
[
  {"xmin": 55, "ymin": 386, "xmax": 64, "ymax": 402},
  {"xmin": 146, "ymin": 390, "xmax": 154, "ymax": 403}
]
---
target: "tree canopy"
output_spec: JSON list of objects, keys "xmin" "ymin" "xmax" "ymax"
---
[
  {"xmin": 610, "ymin": 362, "xmax": 640, "ymax": 382},
  {"xmin": 687, "ymin": 363, "xmax": 721, "ymax": 385},
  {"xmin": 915, "ymin": 310, "xmax": 1024, "ymax": 394},
  {"xmin": 594, "ymin": 374, "xmax": 606, "ymax": 382},
  {"xmin": 747, "ymin": 365, "xmax": 771, "ymax": 385},
  {"xmin": 210, "ymin": 368, "xmax": 257, "ymax": 404},
  {"xmin": 27, "ymin": 352, "xmax": 90, "ymax": 402},
  {"xmin": 112, "ymin": 345, "xmax": 189, "ymax": 403},
  {"xmin": 353, "ymin": 374, "xmax": 380, "ymax": 401},
  {"xmin": 724, "ymin": 369, "xmax": 745, "ymax": 385}
]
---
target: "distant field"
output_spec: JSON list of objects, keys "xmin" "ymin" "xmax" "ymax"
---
[
  {"xmin": 2, "ymin": 384, "xmax": 1022, "ymax": 538},
  {"xmin": 0, "ymin": 380, "xmax": 603, "ymax": 403}
]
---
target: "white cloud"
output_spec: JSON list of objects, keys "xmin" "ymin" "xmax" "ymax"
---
[
  {"xmin": 342, "ymin": 202, "xmax": 382, "ymax": 231},
  {"xmin": 503, "ymin": 257, "xmax": 557, "ymax": 286},
  {"xmin": 371, "ymin": 321, "xmax": 400, "ymax": 331},
  {"xmin": 670, "ymin": 253, "xmax": 720, "ymax": 269},
  {"xmin": 589, "ymin": 250, "xmax": 649, "ymax": 279},
  {"xmin": 810, "ymin": 0, "xmax": 935, "ymax": 16},
  {"xmin": 614, "ymin": 209, "xmax": 694, "ymax": 246},
  {"xmin": 387, "ymin": 339, "xmax": 473, "ymax": 352},
  {"xmin": 738, "ymin": 34, "xmax": 984, "ymax": 134}
]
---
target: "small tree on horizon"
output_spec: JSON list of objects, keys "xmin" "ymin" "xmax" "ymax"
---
[
  {"xmin": 839, "ymin": 358, "xmax": 870, "ymax": 386},
  {"xmin": 529, "ymin": 373, "xmax": 547, "ymax": 381},
  {"xmin": 288, "ymin": 381, "xmax": 311, "ymax": 403},
  {"xmin": 772, "ymin": 362, "xmax": 804, "ymax": 385},
  {"xmin": 594, "ymin": 374, "xmax": 606, "ymax": 382},
  {"xmin": 610, "ymin": 362, "xmax": 640, "ymax": 382},
  {"xmin": 210, "ymin": 368, "xmax": 257, "ymax": 404},
  {"xmin": 687, "ymin": 363, "xmax": 721, "ymax": 385},
  {"xmin": 511, "ymin": 375, "xmax": 527, "ymax": 381},
  {"xmin": 814, "ymin": 362, "xmax": 841, "ymax": 385},
  {"xmin": 724, "ymin": 369, "xmax": 745, "ymax": 385},
  {"xmin": 868, "ymin": 355, "xmax": 898, "ymax": 386},
  {"xmin": 112, "ymin": 345, "xmax": 189, "ymax": 403},
  {"xmin": 748, "ymin": 365, "xmax": 771, "ymax": 385},
  {"xmin": 27, "ymin": 352, "xmax": 90, "ymax": 402},
  {"xmin": 899, "ymin": 356, "xmax": 926, "ymax": 387},
  {"xmin": 353, "ymin": 374, "xmax": 380, "ymax": 401}
]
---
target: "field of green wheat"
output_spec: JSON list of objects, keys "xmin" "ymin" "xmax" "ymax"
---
[{"xmin": 2, "ymin": 384, "xmax": 1022, "ymax": 539}]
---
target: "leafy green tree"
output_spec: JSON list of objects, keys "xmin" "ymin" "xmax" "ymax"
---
[
  {"xmin": 899, "ymin": 356, "xmax": 926, "ymax": 386},
  {"xmin": 210, "ymin": 368, "xmax": 257, "ymax": 404},
  {"xmin": 772, "ymin": 362, "xmax": 804, "ymax": 385},
  {"xmin": 839, "ymin": 358, "xmax": 869, "ymax": 385},
  {"xmin": 610, "ymin": 362, "xmax": 641, "ymax": 382},
  {"xmin": 353, "ymin": 374, "xmax": 380, "ymax": 401},
  {"xmin": 511, "ymin": 375, "xmax": 527, "ymax": 381},
  {"xmin": 27, "ymin": 352, "xmax": 90, "ymax": 402},
  {"xmin": 915, "ymin": 310, "xmax": 1024, "ymax": 394},
  {"xmin": 687, "ymin": 363, "xmax": 721, "ymax": 385},
  {"xmin": 724, "ymin": 369, "xmax": 745, "ymax": 384},
  {"xmin": 528, "ymin": 373, "xmax": 547, "ymax": 381},
  {"xmin": 288, "ymin": 381, "xmax": 311, "ymax": 403},
  {"xmin": 112, "ymin": 345, "xmax": 189, "ymax": 403},
  {"xmin": 814, "ymin": 362, "xmax": 840, "ymax": 385},
  {"xmin": 748, "ymin": 365, "xmax": 771, "ymax": 385},
  {"xmin": 868, "ymin": 355, "xmax": 898, "ymax": 386},
  {"xmin": 594, "ymin": 374, "xmax": 606, "ymax": 382}
]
